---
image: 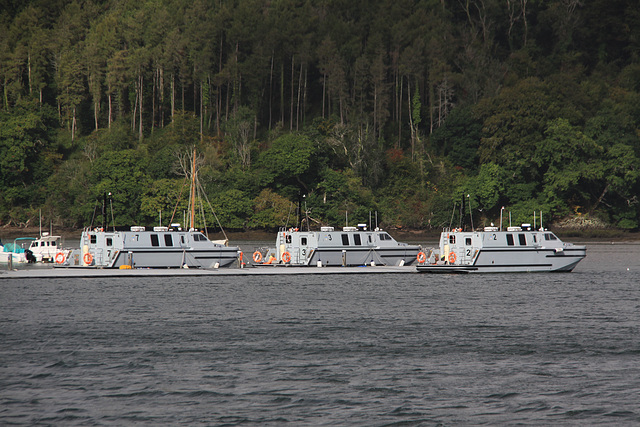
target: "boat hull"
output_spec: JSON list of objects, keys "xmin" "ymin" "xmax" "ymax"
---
[
  {"xmin": 110, "ymin": 248, "xmax": 238, "ymax": 268},
  {"xmin": 417, "ymin": 244, "xmax": 586, "ymax": 273},
  {"xmin": 304, "ymin": 247, "xmax": 420, "ymax": 266}
]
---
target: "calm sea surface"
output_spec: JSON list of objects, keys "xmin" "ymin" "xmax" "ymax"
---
[{"xmin": 1, "ymin": 242, "xmax": 639, "ymax": 425}]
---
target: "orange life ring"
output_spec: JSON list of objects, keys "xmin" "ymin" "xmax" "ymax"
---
[
  {"xmin": 83, "ymin": 252, "xmax": 94, "ymax": 264},
  {"xmin": 416, "ymin": 252, "xmax": 427, "ymax": 263},
  {"xmin": 448, "ymin": 252, "xmax": 457, "ymax": 264},
  {"xmin": 253, "ymin": 251, "xmax": 262, "ymax": 263},
  {"xmin": 282, "ymin": 251, "xmax": 291, "ymax": 263},
  {"xmin": 55, "ymin": 252, "xmax": 66, "ymax": 264}
]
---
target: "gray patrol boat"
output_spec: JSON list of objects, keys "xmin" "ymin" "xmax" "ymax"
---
[
  {"xmin": 416, "ymin": 225, "xmax": 586, "ymax": 273},
  {"xmin": 61, "ymin": 225, "xmax": 240, "ymax": 269},
  {"xmin": 252, "ymin": 225, "xmax": 422, "ymax": 267}
]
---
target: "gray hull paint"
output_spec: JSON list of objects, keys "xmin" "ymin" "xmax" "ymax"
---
[{"xmin": 305, "ymin": 247, "xmax": 420, "ymax": 267}]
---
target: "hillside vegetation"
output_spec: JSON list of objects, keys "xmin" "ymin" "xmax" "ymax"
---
[{"xmin": 1, "ymin": 0, "xmax": 639, "ymax": 231}]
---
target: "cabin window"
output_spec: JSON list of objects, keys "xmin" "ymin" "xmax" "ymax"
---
[
  {"xmin": 341, "ymin": 234, "xmax": 350, "ymax": 245},
  {"xmin": 193, "ymin": 233, "xmax": 208, "ymax": 242},
  {"xmin": 301, "ymin": 237, "xmax": 307, "ymax": 245},
  {"xmin": 465, "ymin": 237, "xmax": 472, "ymax": 246},
  {"xmin": 449, "ymin": 235, "xmax": 456, "ymax": 244},
  {"xmin": 368, "ymin": 235, "xmax": 372, "ymax": 243},
  {"xmin": 519, "ymin": 234, "xmax": 527, "ymax": 245},
  {"xmin": 181, "ymin": 235, "xmax": 185, "ymax": 244},
  {"xmin": 90, "ymin": 234, "xmax": 97, "ymax": 244},
  {"xmin": 533, "ymin": 235, "xmax": 537, "ymax": 243},
  {"xmin": 164, "ymin": 234, "xmax": 173, "ymax": 246},
  {"xmin": 544, "ymin": 233, "xmax": 558, "ymax": 241},
  {"xmin": 354, "ymin": 234, "xmax": 362, "ymax": 245},
  {"xmin": 286, "ymin": 235, "xmax": 292, "ymax": 243},
  {"xmin": 106, "ymin": 238, "xmax": 112, "ymax": 247},
  {"xmin": 151, "ymin": 234, "xmax": 159, "ymax": 246},
  {"xmin": 506, "ymin": 234, "xmax": 514, "ymax": 246},
  {"xmin": 51, "ymin": 241, "xmax": 57, "ymax": 247},
  {"xmin": 379, "ymin": 233, "xmax": 391, "ymax": 241}
]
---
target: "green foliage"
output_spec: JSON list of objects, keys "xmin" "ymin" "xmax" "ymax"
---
[
  {"xmin": 247, "ymin": 188, "xmax": 292, "ymax": 229},
  {"xmin": 1, "ymin": 0, "xmax": 640, "ymax": 231},
  {"xmin": 210, "ymin": 189, "xmax": 252, "ymax": 229},
  {"xmin": 430, "ymin": 106, "xmax": 481, "ymax": 170},
  {"xmin": 258, "ymin": 133, "xmax": 317, "ymax": 196},
  {"xmin": 89, "ymin": 149, "xmax": 148, "ymax": 225}
]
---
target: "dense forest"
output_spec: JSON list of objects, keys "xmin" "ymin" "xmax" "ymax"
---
[{"xmin": 1, "ymin": 0, "xmax": 639, "ymax": 232}]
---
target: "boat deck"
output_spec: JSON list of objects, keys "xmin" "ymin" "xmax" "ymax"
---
[{"xmin": 0, "ymin": 265, "xmax": 417, "ymax": 279}]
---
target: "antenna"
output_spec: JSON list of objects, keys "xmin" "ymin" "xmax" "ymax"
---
[
  {"xmin": 109, "ymin": 193, "xmax": 115, "ymax": 231},
  {"xmin": 304, "ymin": 195, "xmax": 309, "ymax": 231},
  {"xmin": 449, "ymin": 202, "xmax": 457, "ymax": 229},
  {"xmin": 467, "ymin": 194, "xmax": 474, "ymax": 231},
  {"xmin": 499, "ymin": 206, "xmax": 504, "ymax": 231}
]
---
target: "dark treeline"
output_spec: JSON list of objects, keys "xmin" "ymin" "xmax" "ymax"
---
[{"xmin": 1, "ymin": 0, "xmax": 639, "ymax": 231}]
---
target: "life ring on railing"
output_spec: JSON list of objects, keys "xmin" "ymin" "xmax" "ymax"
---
[
  {"xmin": 252, "ymin": 251, "xmax": 262, "ymax": 263},
  {"xmin": 282, "ymin": 251, "xmax": 291, "ymax": 263},
  {"xmin": 83, "ymin": 252, "xmax": 94, "ymax": 265},
  {"xmin": 448, "ymin": 252, "xmax": 457, "ymax": 264},
  {"xmin": 416, "ymin": 252, "xmax": 427, "ymax": 263},
  {"xmin": 55, "ymin": 252, "xmax": 66, "ymax": 264}
]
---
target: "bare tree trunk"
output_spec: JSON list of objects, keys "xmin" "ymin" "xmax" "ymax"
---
[
  {"xmin": 132, "ymin": 89, "xmax": 137, "ymax": 132},
  {"xmin": 397, "ymin": 75, "xmax": 403, "ymax": 148},
  {"xmin": 225, "ymin": 80, "xmax": 230, "ymax": 121},
  {"xmin": 27, "ymin": 52, "xmax": 32, "ymax": 94},
  {"xmin": 290, "ymin": 55, "xmax": 294, "ymax": 131},
  {"xmin": 269, "ymin": 53, "xmax": 274, "ymax": 130},
  {"xmin": 280, "ymin": 62, "xmax": 284, "ymax": 125},
  {"xmin": 108, "ymin": 92, "xmax": 112, "ymax": 129},
  {"xmin": 296, "ymin": 63, "xmax": 302, "ymax": 131},
  {"xmin": 303, "ymin": 67, "xmax": 308, "ymax": 128},
  {"xmin": 171, "ymin": 73, "xmax": 175, "ymax": 122},
  {"xmin": 217, "ymin": 36, "xmax": 223, "ymax": 135},
  {"xmin": 94, "ymin": 100, "xmax": 99, "ymax": 131},
  {"xmin": 181, "ymin": 78, "xmax": 185, "ymax": 112},
  {"xmin": 159, "ymin": 67, "xmax": 164, "ymax": 128},
  {"xmin": 522, "ymin": 0, "xmax": 529, "ymax": 46},
  {"xmin": 193, "ymin": 66, "xmax": 197, "ymax": 113},
  {"xmin": 200, "ymin": 80, "xmax": 203, "ymax": 140},
  {"xmin": 408, "ymin": 78, "xmax": 415, "ymax": 160},
  {"xmin": 139, "ymin": 73, "xmax": 143, "ymax": 141},
  {"xmin": 589, "ymin": 183, "xmax": 610, "ymax": 215},
  {"xmin": 322, "ymin": 73, "xmax": 326, "ymax": 118},
  {"xmin": 152, "ymin": 67, "xmax": 156, "ymax": 133},
  {"xmin": 72, "ymin": 106, "xmax": 76, "ymax": 141},
  {"xmin": 373, "ymin": 80, "xmax": 378, "ymax": 140}
]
